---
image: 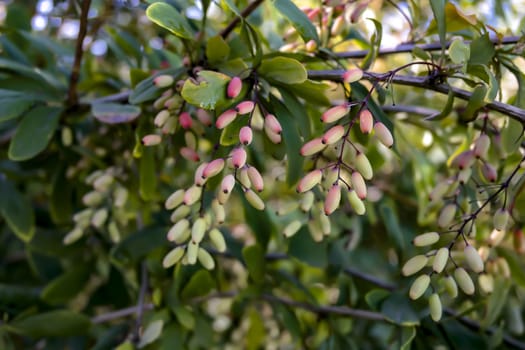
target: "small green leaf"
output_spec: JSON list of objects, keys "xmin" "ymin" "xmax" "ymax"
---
[
  {"xmin": 287, "ymin": 79, "xmax": 331, "ymax": 107},
  {"xmin": 173, "ymin": 305, "xmax": 195, "ymax": 330},
  {"xmin": 258, "ymin": 57, "xmax": 307, "ymax": 85},
  {"xmin": 0, "ymin": 89, "xmax": 36, "ymax": 122},
  {"xmin": 49, "ymin": 165, "xmax": 73, "ymax": 225},
  {"xmin": 206, "ymin": 35, "xmax": 230, "ymax": 64},
  {"xmin": 242, "ymin": 244, "xmax": 266, "ymax": 283},
  {"xmin": 0, "ymin": 178, "xmax": 35, "ymax": 242},
  {"xmin": 460, "ymin": 84, "xmax": 487, "ymax": 122},
  {"xmin": 138, "ymin": 320, "xmax": 163, "ymax": 348},
  {"xmin": 241, "ymin": 193, "xmax": 273, "ymax": 249},
  {"xmin": 181, "ymin": 270, "xmax": 215, "ymax": 300},
  {"xmin": 501, "ymin": 118, "xmax": 524, "ymax": 155},
  {"xmin": 139, "ymin": 147, "xmax": 157, "ymax": 201},
  {"xmin": 220, "ymin": 113, "xmax": 247, "ymax": 146},
  {"xmin": 468, "ymin": 34, "xmax": 495, "ymax": 66},
  {"xmin": 425, "ymin": 89, "xmax": 455, "ymax": 121},
  {"xmin": 449, "ymin": 38, "xmax": 470, "ymax": 64},
  {"xmin": 400, "ymin": 326, "xmax": 417, "ymax": 350},
  {"xmin": 8, "ymin": 106, "xmax": 62, "ymax": 161},
  {"xmin": 9, "ymin": 310, "xmax": 91, "ymax": 337},
  {"xmin": 288, "ymin": 226, "xmax": 328, "ymax": 268},
  {"xmin": 381, "ymin": 292, "xmax": 420, "ymax": 326},
  {"xmin": 129, "ymin": 68, "xmax": 184, "ymax": 104},
  {"xmin": 111, "ymin": 226, "xmax": 167, "ymax": 265},
  {"xmin": 146, "ymin": 3, "xmax": 193, "ymax": 39},
  {"xmin": 92, "ymin": 103, "xmax": 141, "ymax": 124},
  {"xmin": 221, "ymin": 0, "xmax": 242, "ymax": 16},
  {"xmin": 365, "ymin": 289, "xmax": 390, "ymax": 311},
  {"xmin": 181, "ymin": 70, "xmax": 232, "ymax": 110},
  {"xmin": 481, "ymin": 276, "xmax": 511, "ymax": 328},
  {"xmin": 41, "ymin": 265, "xmax": 90, "ymax": 305},
  {"xmin": 429, "ymin": 0, "xmax": 446, "ymax": 51},
  {"xmin": 272, "ymin": 0, "xmax": 319, "ymax": 44}
]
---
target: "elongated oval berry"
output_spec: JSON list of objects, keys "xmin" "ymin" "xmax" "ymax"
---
[
  {"xmin": 180, "ymin": 147, "xmax": 200, "ymax": 162},
  {"xmin": 265, "ymin": 126, "xmax": 282, "ymax": 144},
  {"xmin": 443, "ymin": 275, "xmax": 458, "ymax": 298},
  {"xmin": 331, "ymin": 15, "xmax": 345, "ymax": 36},
  {"xmin": 219, "ymin": 174, "xmax": 235, "ymax": 195},
  {"xmin": 239, "ymin": 126, "xmax": 253, "ymax": 145},
  {"xmin": 297, "ymin": 169, "xmax": 323, "ymax": 193},
  {"xmin": 429, "ymin": 293, "xmax": 442, "ymax": 322},
  {"xmin": 239, "ymin": 167, "xmax": 251, "ymax": 188},
  {"xmin": 245, "ymin": 189, "xmax": 265, "ymax": 210},
  {"xmin": 216, "ymin": 109, "xmax": 238, "ymax": 129},
  {"xmin": 191, "ymin": 217, "xmax": 207, "ymax": 243},
  {"xmin": 359, "ymin": 109, "xmax": 373, "ymax": 134},
  {"xmin": 438, "ymin": 204, "xmax": 456, "ymax": 228},
  {"xmin": 93, "ymin": 174, "xmax": 114, "ymax": 192},
  {"xmin": 402, "ymin": 255, "xmax": 428, "ymax": 276},
  {"xmin": 481, "ymin": 162, "xmax": 497, "ymax": 182},
  {"xmin": 162, "ymin": 117, "xmax": 177, "ymax": 134},
  {"xmin": 452, "ymin": 150, "xmax": 475, "ymax": 170},
  {"xmin": 231, "ymin": 148, "xmax": 247, "ymax": 168},
  {"xmin": 300, "ymin": 191, "xmax": 315, "ymax": 212},
  {"xmin": 319, "ymin": 210, "xmax": 331, "ymax": 235},
  {"xmin": 154, "ymin": 74, "xmax": 174, "ymax": 87},
  {"xmin": 154, "ymin": 110, "xmax": 171, "ymax": 127},
  {"xmin": 63, "ymin": 227, "xmax": 84, "ymax": 245},
  {"xmin": 82, "ymin": 191, "xmax": 104, "ymax": 207},
  {"xmin": 433, "ymin": 247, "xmax": 449, "ymax": 273},
  {"xmin": 179, "ymin": 112, "xmax": 193, "ymax": 129},
  {"xmin": 454, "ymin": 267, "xmax": 475, "ymax": 295},
  {"xmin": 227, "ymin": 76, "xmax": 242, "ymax": 98},
  {"xmin": 374, "ymin": 122, "xmax": 394, "ymax": 148},
  {"xmin": 473, "ymin": 133, "xmax": 490, "ymax": 159},
  {"xmin": 429, "ymin": 180, "xmax": 452, "ymax": 202},
  {"xmin": 347, "ymin": 189, "xmax": 366, "ymax": 215},
  {"xmin": 322, "ymin": 125, "xmax": 345, "ymax": 145},
  {"xmin": 163, "ymin": 246, "xmax": 185, "ymax": 268},
  {"xmin": 409, "ymin": 274, "xmax": 430, "ymax": 300},
  {"xmin": 324, "ymin": 184, "xmax": 341, "ymax": 215},
  {"xmin": 457, "ymin": 168, "xmax": 472, "ymax": 184},
  {"xmin": 212, "ymin": 199, "xmax": 225, "ymax": 224},
  {"xmin": 194, "ymin": 162, "xmax": 208, "ymax": 186},
  {"xmin": 355, "ymin": 152, "xmax": 373, "ymax": 180},
  {"xmin": 170, "ymin": 205, "xmax": 191, "ymax": 223},
  {"xmin": 413, "ymin": 232, "xmax": 440, "ymax": 247},
  {"xmin": 183, "ymin": 185, "xmax": 202, "ymax": 206},
  {"xmin": 236, "ymin": 101, "xmax": 255, "ymax": 115},
  {"xmin": 478, "ymin": 273, "xmax": 494, "ymax": 294},
  {"xmin": 283, "ymin": 220, "xmax": 302, "ymax": 238},
  {"xmin": 142, "ymin": 134, "xmax": 162, "ymax": 146},
  {"xmin": 209, "ymin": 228, "xmax": 227, "ymax": 252},
  {"xmin": 167, "ymin": 219, "xmax": 190, "ymax": 242},
  {"xmin": 264, "ymin": 114, "xmax": 282, "ymax": 134},
  {"xmin": 464, "ymin": 245, "xmax": 484, "ymax": 273},
  {"xmin": 197, "ymin": 248, "xmax": 215, "ymax": 270},
  {"xmin": 187, "ymin": 241, "xmax": 199, "ymax": 264},
  {"xmin": 202, "ymin": 158, "xmax": 225, "ymax": 179},
  {"xmin": 300, "ymin": 137, "xmax": 326, "ymax": 156},
  {"xmin": 493, "ymin": 208, "xmax": 510, "ymax": 231},
  {"xmin": 351, "ymin": 171, "xmax": 367, "ymax": 199},
  {"xmin": 196, "ymin": 109, "xmax": 213, "ymax": 126},
  {"xmin": 247, "ymin": 166, "xmax": 264, "ymax": 192},
  {"xmin": 321, "ymin": 104, "xmax": 349, "ymax": 123},
  {"xmin": 342, "ymin": 68, "xmax": 363, "ymax": 83},
  {"xmin": 165, "ymin": 189, "xmax": 185, "ymax": 210}
]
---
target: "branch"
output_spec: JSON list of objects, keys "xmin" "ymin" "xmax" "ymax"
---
[
  {"xmin": 91, "ymin": 303, "xmax": 154, "ymax": 324},
  {"xmin": 308, "ymin": 70, "xmax": 525, "ymax": 124},
  {"xmin": 335, "ymin": 36, "xmax": 521, "ymax": 59},
  {"xmin": 67, "ymin": 0, "xmax": 92, "ymax": 107},
  {"xmin": 220, "ymin": 0, "xmax": 265, "ymax": 39}
]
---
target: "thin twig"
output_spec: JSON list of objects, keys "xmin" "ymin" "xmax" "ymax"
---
[
  {"xmin": 220, "ymin": 0, "xmax": 266, "ymax": 39},
  {"xmin": 67, "ymin": 0, "xmax": 92, "ymax": 107},
  {"xmin": 91, "ymin": 303, "xmax": 154, "ymax": 324},
  {"xmin": 132, "ymin": 261, "xmax": 149, "ymax": 343},
  {"xmin": 335, "ymin": 36, "xmax": 521, "ymax": 59},
  {"xmin": 308, "ymin": 70, "xmax": 525, "ymax": 123},
  {"xmin": 343, "ymin": 266, "xmax": 396, "ymax": 291}
]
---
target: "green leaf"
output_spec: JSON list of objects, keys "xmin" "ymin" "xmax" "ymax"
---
[
  {"xmin": 496, "ymin": 247, "xmax": 525, "ymax": 288},
  {"xmin": 460, "ymin": 84, "xmax": 487, "ymax": 122},
  {"xmin": 0, "ymin": 283, "xmax": 40, "ymax": 306},
  {"xmin": 0, "ymin": 178, "xmax": 35, "ymax": 242},
  {"xmin": 468, "ymin": 34, "xmax": 495, "ymax": 66},
  {"xmin": 0, "ymin": 89, "xmax": 36, "ymax": 122},
  {"xmin": 481, "ymin": 276, "xmax": 511, "ymax": 328},
  {"xmin": 429, "ymin": 0, "xmax": 446, "ymax": 50},
  {"xmin": 425, "ymin": 89, "xmax": 455, "ymax": 121},
  {"xmin": 220, "ymin": 113, "xmax": 247, "ymax": 146},
  {"xmin": 361, "ymin": 19, "xmax": 382, "ymax": 70},
  {"xmin": 246, "ymin": 308, "xmax": 266, "ymax": 350},
  {"xmin": 206, "ymin": 35, "xmax": 230, "ymax": 64},
  {"xmin": 181, "ymin": 70, "xmax": 232, "ymax": 110},
  {"xmin": 181, "ymin": 270, "xmax": 215, "ymax": 300},
  {"xmin": 49, "ymin": 165, "xmax": 73, "ymax": 225},
  {"xmin": 272, "ymin": 304, "xmax": 302, "ymax": 339},
  {"xmin": 449, "ymin": 38, "xmax": 470, "ymax": 64},
  {"xmin": 242, "ymin": 244, "xmax": 266, "ymax": 283},
  {"xmin": 41, "ymin": 265, "xmax": 90, "ymax": 305},
  {"xmin": 351, "ymin": 82, "xmax": 393, "ymax": 130},
  {"xmin": 8, "ymin": 106, "xmax": 62, "ymax": 161},
  {"xmin": 146, "ymin": 3, "xmax": 193, "ymax": 39},
  {"xmin": 92, "ymin": 103, "xmax": 141, "ymax": 124},
  {"xmin": 378, "ymin": 201, "xmax": 405, "ymax": 251},
  {"xmin": 129, "ymin": 68, "xmax": 184, "ymax": 104},
  {"xmin": 173, "ymin": 305, "xmax": 195, "ymax": 330},
  {"xmin": 259, "ymin": 57, "xmax": 307, "ymax": 85},
  {"xmin": 272, "ymin": 0, "xmax": 319, "ymax": 44},
  {"xmin": 137, "ymin": 320, "xmax": 163, "ymax": 348},
  {"xmin": 365, "ymin": 289, "xmax": 390, "ymax": 311},
  {"xmin": 288, "ymin": 226, "xmax": 328, "ymax": 268},
  {"xmin": 269, "ymin": 95, "xmax": 303, "ymax": 186},
  {"xmin": 139, "ymin": 147, "xmax": 157, "ymax": 201},
  {"xmin": 221, "ymin": 0, "xmax": 242, "ymax": 16},
  {"xmin": 9, "ymin": 310, "xmax": 91, "ymax": 337},
  {"xmin": 380, "ymin": 292, "xmax": 420, "ymax": 326},
  {"xmin": 287, "ymin": 80, "xmax": 331, "ymax": 107},
  {"xmin": 399, "ymin": 326, "xmax": 417, "ymax": 350},
  {"xmin": 241, "ymin": 192, "xmax": 273, "ymax": 249},
  {"xmin": 501, "ymin": 117, "xmax": 524, "ymax": 155},
  {"xmin": 111, "ymin": 226, "xmax": 167, "ymax": 265}
]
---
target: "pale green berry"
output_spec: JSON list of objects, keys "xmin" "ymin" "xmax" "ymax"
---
[
  {"xmin": 167, "ymin": 219, "xmax": 190, "ymax": 242},
  {"xmin": 165, "ymin": 189, "xmax": 185, "ymax": 210},
  {"xmin": 413, "ymin": 232, "xmax": 440, "ymax": 247},
  {"xmin": 429, "ymin": 293, "xmax": 442, "ymax": 322},
  {"xmin": 464, "ymin": 245, "xmax": 484, "ymax": 273},
  {"xmin": 163, "ymin": 246, "xmax": 185, "ymax": 268},
  {"xmin": 170, "ymin": 205, "xmax": 191, "ymax": 223},
  {"xmin": 245, "ymin": 189, "xmax": 265, "ymax": 210},
  {"xmin": 402, "ymin": 255, "xmax": 428, "ymax": 276},
  {"xmin": 197, "ymin": 248, "xmax": 215, "ymax": 270},
  {"xmin": 283, "ymin": 220, "xmax": 302, "ymax": 238},
  {"xmin": 63, "ymin": 227, "xmax": 84, "ymax": 245},
  {"xmin": 209, "ymin": 228, "xmax": 227, "ymax": 252},
  {"xmin": 409, "ymin": 274, "xmax": 430, "ymax": 300},
  {"xmin": 478, "ymin": 273, "xmax": 494, "ymax": 294},
  {"xmin": 191, "ymin": 217, "xmax": 207, "ymax": 243},
  {"xmin": 454, "ymin": 267, "xmax": 475, "ymax": 295},
  {"xmin": 443, "ymin": 275, "xmax": 458, "ymax": 298},
  {"xmin": 433, "ymin": 247, "xmax": 449, "ymax": 273},
  {"xmin": 438, "ymin": 204, "xmax": 456, "ymax": 228},
  {"xmin": 355, "ymin": 152, "xmax": 373, "ymax": 180},
  {"xmin": 493, "ymin": 208, "xmax": 510, "ymax": 231},
  {"xmin": 187, "ymin": 241, "xmax": 199, "ymax": 264}
]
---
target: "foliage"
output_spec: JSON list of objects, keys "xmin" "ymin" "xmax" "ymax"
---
[{"xmin": 1, "ymin": 0, "xmax": 525, "ymax": 348}]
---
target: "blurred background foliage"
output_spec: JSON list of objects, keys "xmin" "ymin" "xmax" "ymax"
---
[{"xmin": 0, "ymin": 0, "xmax": 525, "ymax": 349}]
